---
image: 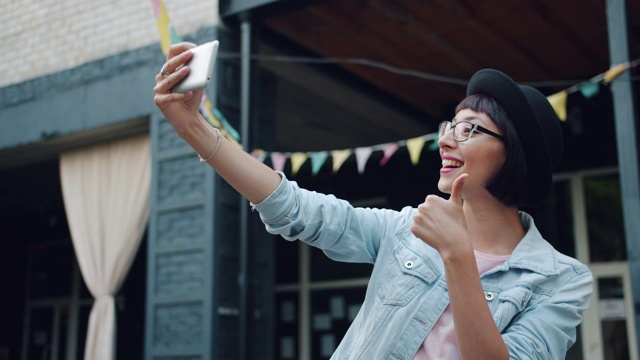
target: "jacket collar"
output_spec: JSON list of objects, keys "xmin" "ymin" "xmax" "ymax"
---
[{"xmin": 501, "ymin": 212, "xmax": 559, "ymax": 276}]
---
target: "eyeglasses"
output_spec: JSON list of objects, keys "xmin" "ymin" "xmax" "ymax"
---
[{"xmin": 438, "ymin": 120, "xmax": 504, "ymax": 142}]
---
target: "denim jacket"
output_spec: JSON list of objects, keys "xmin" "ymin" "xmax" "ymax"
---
[{"xmin": 253, "ymin": 174, "xmax": 593, "ymax": 359}]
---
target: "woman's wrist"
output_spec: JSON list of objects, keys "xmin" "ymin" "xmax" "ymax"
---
[
  {"xmin": 198, "ymin": 128, "xmax": 222, "ymax": 162},
  {"xmin": 440, "ymin": 239, "xmax": 474, "ymax": 265},
  {"xmin": 176, "ymin": 113, "xmax": 221, "ymax": 160}
]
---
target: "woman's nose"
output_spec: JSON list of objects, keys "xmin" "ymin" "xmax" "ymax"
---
[{"xmin": 438, "ymin": 128, "xmax": 456, "ymax": 148}]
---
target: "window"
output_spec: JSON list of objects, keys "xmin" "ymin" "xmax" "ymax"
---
[
  {"xmin": 585, "ymin": 174, "xmax": 627, "ymax": 262},
  {"xmin": 275, "ymin": 239, "xmax": 372, "ymax": 360}
]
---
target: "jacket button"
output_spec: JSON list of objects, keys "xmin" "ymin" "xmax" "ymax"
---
[
  {"xmin": 404, "ymin": 260, "xmax": 415, "ymax": 269},
  {"xmin": 485, "ymin": 292, "xmax": 495, "ymax": 301}
]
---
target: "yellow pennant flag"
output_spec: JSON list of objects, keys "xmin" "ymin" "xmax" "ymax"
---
[
  {"xmin": 603, "ymin": 63, "xmax": 629, "ymax": 84},
  {"xmin": 152, "ymin": 0, "xmax": 173, "ymax": 55},
  {"xmin": 406, "ymin": 137, "xmax": 425, "ymax": 165},
  {"xmin": 547, "ymin": 90, "xmax": 568, "ymax": 121},
  {"xmin": 202, "ymin": 98, "xmax": 223, "ymax": 128},
  {"xmin": 331, "ymin": 150, "xmax": 351, "ymax": 173},
  {"xmin": 290, "ymin": 152, "xmax": 308, "ymax": 176}
]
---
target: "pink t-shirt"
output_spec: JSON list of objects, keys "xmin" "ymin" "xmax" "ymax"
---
[{"xmin": 413, "ymin": 251, "xmax": 510, "ymax": 360}]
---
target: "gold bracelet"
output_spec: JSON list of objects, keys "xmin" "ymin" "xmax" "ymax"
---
[{"xmin": 198, "ymin": 128, "xmax": 222, "ymax": 162}]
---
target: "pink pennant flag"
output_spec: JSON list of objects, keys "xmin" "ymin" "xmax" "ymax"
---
[
  {"xmin": 270, "ymin": 152, "xmax": 287, "ymax": 172},
  {"xmin": 379, "ymin": 143, "xmax": 399, "ymax": 166},
  {"xmin": 355, "ymin": 147, "xmax": 373, "ymax": 174}
]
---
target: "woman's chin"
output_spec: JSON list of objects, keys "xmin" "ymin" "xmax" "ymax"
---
[{"xmin": 437, "ymin": 180, "xmax": 452, "ymax": 194}]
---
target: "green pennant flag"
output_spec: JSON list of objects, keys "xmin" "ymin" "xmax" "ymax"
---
[
  {"xmin": 310, "ymin": 152, "xmax": 329, "ymax": 175},
  {"xmin": 579, "ymin": 83, "xmax": 600, "ymax": 99}
]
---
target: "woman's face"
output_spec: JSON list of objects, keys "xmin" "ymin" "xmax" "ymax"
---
[{"xmin": 437, "ymin": 109, "xmax": 506, "ymax": 199}]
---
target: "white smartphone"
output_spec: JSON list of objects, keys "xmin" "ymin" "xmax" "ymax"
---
[{"xmin": 172, "ymin": 40, "xmax": 219, "ymax": 93}]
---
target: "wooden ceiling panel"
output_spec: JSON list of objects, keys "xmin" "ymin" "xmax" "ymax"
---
[{"xmin": 261, "ymin": 0, "xmax": 638, "ymax": 121}]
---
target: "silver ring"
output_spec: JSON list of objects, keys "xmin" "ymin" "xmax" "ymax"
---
[{"xmin": 160, "ymin": 65, "xmax": 171, "ymax": 77}]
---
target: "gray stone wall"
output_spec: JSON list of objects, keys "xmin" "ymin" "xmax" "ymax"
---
[{"xmin": 148, "ymin": 115, "xmax": 219, "ymax": 359}]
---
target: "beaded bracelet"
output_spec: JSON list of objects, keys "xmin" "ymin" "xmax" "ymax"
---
[{"xmin": 198, "ymin": 127, "xmax": 222, "ymax": 162}]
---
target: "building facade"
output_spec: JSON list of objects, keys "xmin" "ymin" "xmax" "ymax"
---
[{"xmin": 0, "ymin": 1, "xmax": 638, "ymax": 359}]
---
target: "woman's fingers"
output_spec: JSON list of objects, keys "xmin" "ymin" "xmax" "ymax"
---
[
  {"xmin": 155, "ymin": 42, "xmax": 196, "ymax": 88},
  {"xmin": 154, "ymin": 66, "xmax": 190, "ymax": 94},
  {"xmin": 163, "ymin": 42, "xmax": 196, "ymax": 73}
]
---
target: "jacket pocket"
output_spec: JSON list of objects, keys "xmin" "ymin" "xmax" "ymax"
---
[
  {"xmin": 492, "ymin": 286, "xmax": 533, "ymax": 332},
  {"xmin": 375, "ymin": 240, "xmax": 439, "ymax": 306}
]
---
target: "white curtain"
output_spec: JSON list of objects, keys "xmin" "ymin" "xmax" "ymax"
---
[{"xmin": 60, "ymin": 134, "xmax": 151, "ymax": 360}]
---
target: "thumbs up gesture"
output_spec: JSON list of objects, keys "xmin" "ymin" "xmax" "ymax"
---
[{"xmin": 411, "ymin": 173, "xmax": 470, "ymax": 256}]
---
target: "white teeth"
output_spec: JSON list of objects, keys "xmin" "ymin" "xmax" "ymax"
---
[{"xmin": 442, "ymin": 159, "xmax": 463, "ymax": 168}]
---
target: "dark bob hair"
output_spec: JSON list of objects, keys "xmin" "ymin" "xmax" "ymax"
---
[{"xmin": 455, "ymin": 94, "xmax": 528, "ymax": 207}]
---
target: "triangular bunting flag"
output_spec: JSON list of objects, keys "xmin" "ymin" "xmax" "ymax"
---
[
  {"xmin": 406, "ymin": 137, "xmax": 425, "ymax": 165},
  {"xmin": 201, "ymin": 97, "xmax": 223, "ymax": 128},
  {"xmin": 213, "ymin": 108, "xmax": 241, "ymax": 141},
  {"xmin": 271, "ymin": 152, "xmax": 287, "ymax": 172},
  {"xmin": 151, "ymin": 0, "xmax": 176, "ymax": 55},
  {"xmin": 251, "ymin": 149, "xmax": 266, "ymax": 163},
  {"xmin": 290, "ymin": 152, "xmax": 308, "ymax": 176},
  {"xmin": 355, "ymin": 147, "xmax": 373, "ymax": 174},
  {"xmin": 603, "ymin": 63, "xmax": 629, "ymax": 84},
  {"xmin": 169, "ymin": 26, "xmax": 181, "ymax": 45},
  {"xmin": 428, "ymin": 139, "xmax": 439, "ymax": 151},
  {"xmin": 547, "ymin": 90, "xmax": 568, "ymax": 121},
  {"xmin": 379, "ymin": 143, "xmax": 399, "ymax": 166},
  {"xmin": 151, "ymin": 0, "xmax": 242, "ymax": 148},
  {"xmin": 331, "ymin": 150, "xmax": 351, "ymax": 173},
  {"xmin": 310, "ymin": 152, "xmax": 329, "ymax": 175},
  {"xmin": 579, "ymin": 82, "xmax": 600, "ymax": 99}
]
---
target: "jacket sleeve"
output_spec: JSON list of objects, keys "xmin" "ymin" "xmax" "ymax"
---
[
  {"xmin": 252, "ymin": 173, "xmax": 411, "ymax": 264},
  {"xmin": 502, "ymin": 266, "xmax": 593, "ymax": 359}
]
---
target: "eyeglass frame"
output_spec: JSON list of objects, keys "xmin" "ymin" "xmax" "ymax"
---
[{"xmin": 438, "ymin": 120, "xmax": 505, "ymax": 142}]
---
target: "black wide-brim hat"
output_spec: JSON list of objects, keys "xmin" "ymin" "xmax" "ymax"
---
[{"xmin": 466, "ymin": 69, "xmax": 563, "ymax": 207}]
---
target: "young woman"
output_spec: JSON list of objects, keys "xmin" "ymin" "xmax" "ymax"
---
[{"xmin": 154, "ymin": 42, "xmax": 593, "ymax": 359}]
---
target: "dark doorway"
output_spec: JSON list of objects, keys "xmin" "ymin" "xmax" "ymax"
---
[{"xmin": 0, "ymin": 160, "xmax": 146, "ymax": 360}]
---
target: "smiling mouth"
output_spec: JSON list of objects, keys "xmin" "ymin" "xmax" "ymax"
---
[{"xmin": 442, "ymin": 159, "xmax": 463, "ymax": 168}]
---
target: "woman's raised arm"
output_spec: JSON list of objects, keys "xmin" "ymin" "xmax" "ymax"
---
[{"xmin": 153, "ymin": 42, "xmax": 281, "ymax": 204}]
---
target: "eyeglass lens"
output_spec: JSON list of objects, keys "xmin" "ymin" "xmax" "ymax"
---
[{"xmin": 438, "ymin": 121, "xmax": 475, "ymax": 142}]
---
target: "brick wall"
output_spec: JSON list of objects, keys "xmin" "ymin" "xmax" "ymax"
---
[{"xmin": 0, "ymin": 0, "xmax": 218, "ymax": 88}]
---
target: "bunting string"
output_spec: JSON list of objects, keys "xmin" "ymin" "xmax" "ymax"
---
[
  {"xmin": 151, "ymin": 2, "xmax": 638, "ymax": 174},
  {"xmin": 250, "ymin": 133, "xmax": 439, "ymax": 176},
  {"xmin": 249, "ymin": 58, "xmax": 639, "ymax": 177},
  {"xmin": 546, "ymin": 58, "xmax": 640, "ymax": 121},
  {"xmin": 151, "ymin": 0, "xmax": 241, "ymax": 146},
  {"xmin": 219, "ymin": 52, "xmax": 640, "ymax": 89}
]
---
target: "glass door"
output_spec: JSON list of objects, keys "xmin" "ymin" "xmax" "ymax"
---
[
  {"xmin": 555, "ymin": 169, "xmax": 638, "ymax": 360},
  {"xmin": 24, "ymin": 303, "xmax": 73, "ymax": 360},
  {"xmin": 22, "ymin": 241, "xmax": 90, "ymax": 360},
  {"xmin": 581, "ymin": 263, "xmax": 638, "ymax": 360}
]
